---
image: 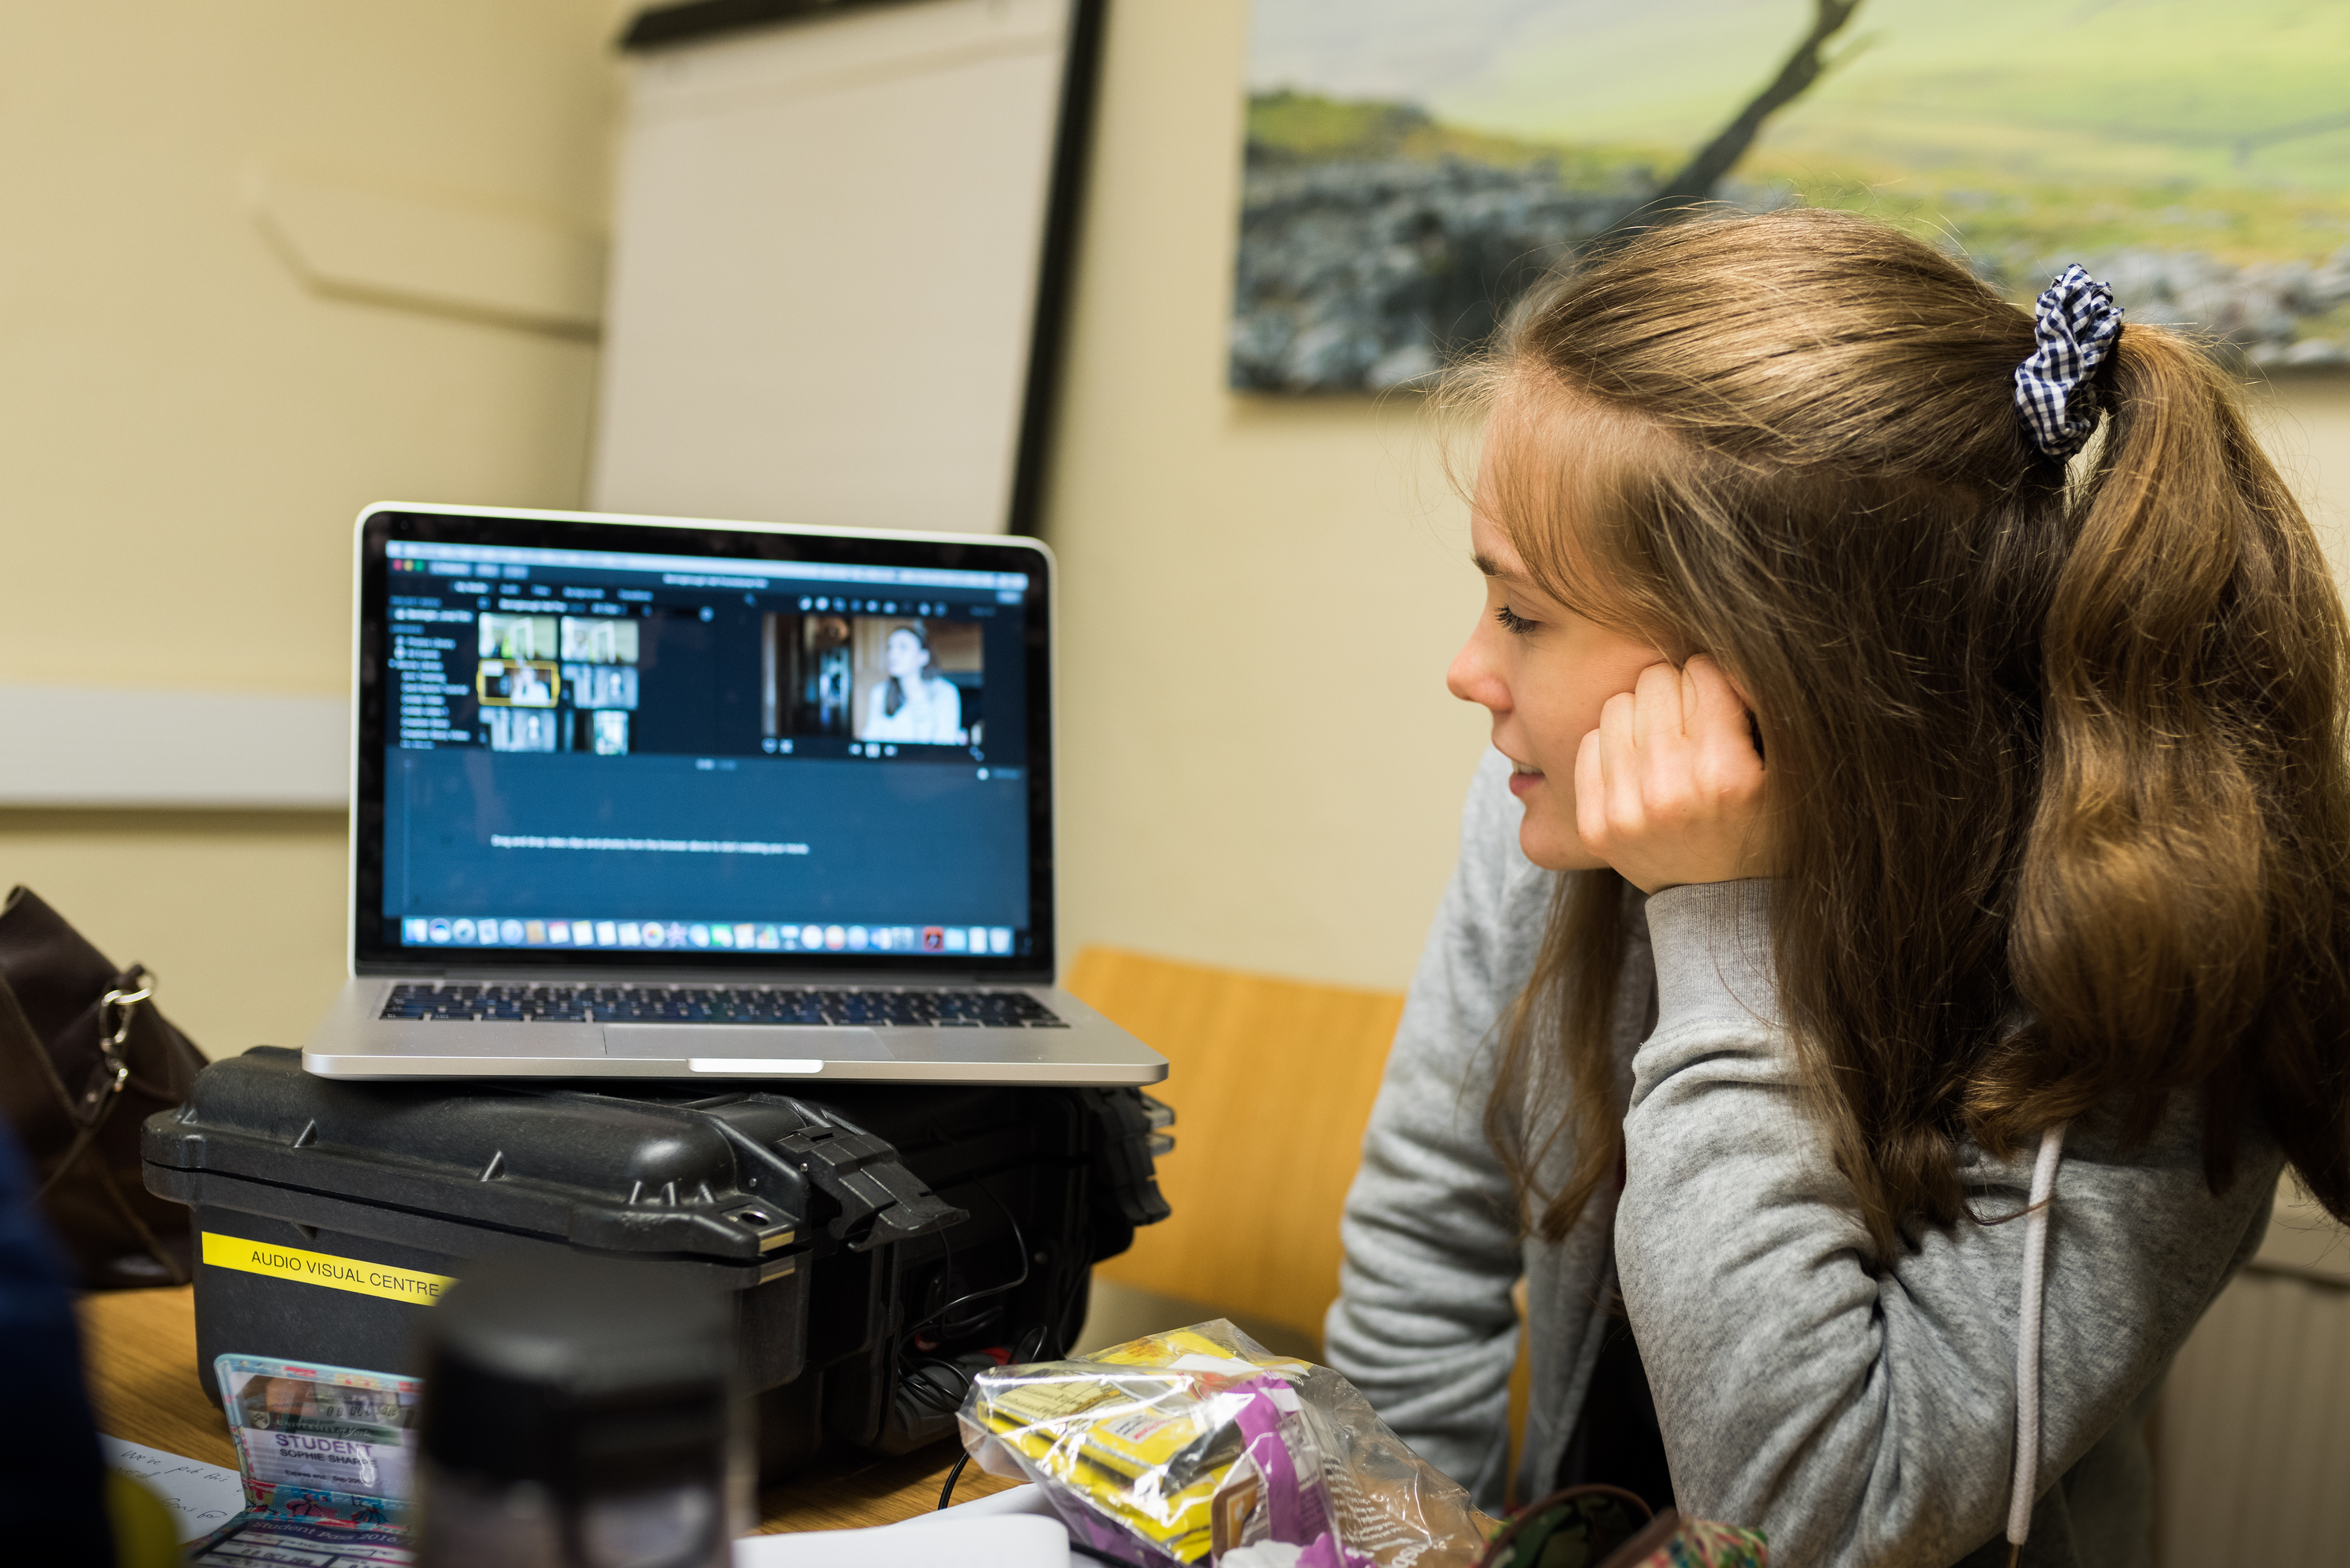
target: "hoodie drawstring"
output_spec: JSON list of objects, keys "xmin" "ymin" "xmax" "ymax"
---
[{"xmin": 2006, "ymin": 1121, "xmax": 2070, "ymax": 1566}]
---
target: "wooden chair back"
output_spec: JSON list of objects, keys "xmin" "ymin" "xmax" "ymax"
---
[{"xmin": 1064, "ymin": 946, "xmax": 1404, "ymax": 1348}]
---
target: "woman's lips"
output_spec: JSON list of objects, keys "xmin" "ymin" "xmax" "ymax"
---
[{"xmin": 1507, "ymin": 765, "xmax": 1542, "ymax": 797}]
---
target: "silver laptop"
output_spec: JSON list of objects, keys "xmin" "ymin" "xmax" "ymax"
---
[{"xmin": 301, "ymin": 502, "xmax": 1166, "ymax": 1086}]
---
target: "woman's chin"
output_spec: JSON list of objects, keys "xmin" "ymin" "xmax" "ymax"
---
[{"xmin": 1518, "ymin": 820, "xmax": 1608, "ymax": 875}]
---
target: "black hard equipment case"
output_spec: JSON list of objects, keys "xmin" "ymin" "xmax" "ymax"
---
[{"xmin": 140, "ymin": 1047, "xmax": 1169, "ymax": 1478}]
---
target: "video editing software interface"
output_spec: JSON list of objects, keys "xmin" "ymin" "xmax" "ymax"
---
[{"xmin": 373, "ymin": 532, "xmax": 1038, "ymax": 964}]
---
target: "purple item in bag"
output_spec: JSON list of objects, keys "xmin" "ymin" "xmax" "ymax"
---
[{"xmin": 1214, "ymin": 1376, "xmax": 1374, "ymax": 1566}]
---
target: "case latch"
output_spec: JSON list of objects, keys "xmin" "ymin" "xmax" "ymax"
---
[{"xmin": 772, "ymin": 1125, "xmax": 966, "ymax": 1252}]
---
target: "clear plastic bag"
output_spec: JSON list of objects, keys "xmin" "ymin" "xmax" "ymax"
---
[{"xmin": 956, "ymin": 1320, "xmax": 1490, "ymax": 1568}]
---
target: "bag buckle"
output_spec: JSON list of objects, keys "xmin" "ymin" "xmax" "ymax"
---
[{"xmin": 95, "ymin": 974, "xmax": 155, "ymax": 1097}]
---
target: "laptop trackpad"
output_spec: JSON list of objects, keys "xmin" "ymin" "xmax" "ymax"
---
[{"xmin": 602, "ymin": 1026, "xmax": 893, "ymax": 1063}]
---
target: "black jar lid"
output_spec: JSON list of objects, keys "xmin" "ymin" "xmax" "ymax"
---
[{"xmin": 420, "ymin": 1252, "xmax": 732, "ymax": 1496}]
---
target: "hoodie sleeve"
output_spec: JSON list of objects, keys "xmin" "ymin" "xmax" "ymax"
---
[
  {"xmin": 1323, "ymin": 749, "xmax": 1556, "ymax": 1505},
  {"xmin": 1617, "ymin": 880, "xmax": 2279, "ymax": 1567}
]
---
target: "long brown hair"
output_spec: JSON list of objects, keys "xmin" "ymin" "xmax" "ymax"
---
[{"xmin": 1475, "ymin": 208, "xmax": 2350, "ymax": 1255}]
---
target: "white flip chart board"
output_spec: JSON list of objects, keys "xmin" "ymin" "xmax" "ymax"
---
[{"xmin": 595, "ymin": 0, "xmax": 1098, "ymax": 536}]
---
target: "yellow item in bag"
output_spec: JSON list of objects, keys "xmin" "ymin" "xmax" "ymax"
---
[{"xmin": 958, "ymin": 1320, "xmax": 1488, "ymax": 1567}]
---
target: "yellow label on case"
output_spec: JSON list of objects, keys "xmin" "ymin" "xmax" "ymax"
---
[{"xmin": 200, "ymin": 1232, "xmax": 454, "ymax": 1305}]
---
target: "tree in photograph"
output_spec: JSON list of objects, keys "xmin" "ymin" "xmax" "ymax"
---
[{"xmin": 1592, "ymin": 0, "xmax": 1869, "ymax": 251}]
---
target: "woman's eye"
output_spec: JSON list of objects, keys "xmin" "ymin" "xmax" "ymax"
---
[{"xmin": 1494, "ymin": 604, "xmax": 1538, "ymax": 635}]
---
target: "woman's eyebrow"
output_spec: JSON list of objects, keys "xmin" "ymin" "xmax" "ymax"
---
[{"xmin": 1471, "ymin": 552, "xmax": 1527, "ymax": 583}]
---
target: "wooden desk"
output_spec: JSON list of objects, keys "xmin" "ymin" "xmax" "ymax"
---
[{"xmin": 75, "ymin": 1286, "xmax": 1015, "ymax": 1534}]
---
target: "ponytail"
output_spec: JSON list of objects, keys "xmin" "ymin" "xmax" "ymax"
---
[{"xmin": 1993, "ymin": 326, "xmax": 2350, "ymax": 1206}]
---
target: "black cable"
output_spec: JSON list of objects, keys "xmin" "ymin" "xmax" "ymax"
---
[
  {"xmin": 935, "ymin": 1452, "xmax": 970, "ymax": 1511},
  {"xmin": 899, "ymin": 1356, "xmax": 983, "ymax": 1419},
  {"xmin": 900, "ymin": 1187, "xmax": 1031, "ymax": 1348},
  {"xmin": 1050, "ymin": 1241, "xmax": 1094, "ymax": 1357},
  {"xmin": 893, "ymin": 1186, "xmax": 1040, "ymax": 1458}
]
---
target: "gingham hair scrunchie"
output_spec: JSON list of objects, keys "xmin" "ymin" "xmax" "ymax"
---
[{"xmin": 2014, "ymin": 264, "xmax": 2123, "ymax": 459}]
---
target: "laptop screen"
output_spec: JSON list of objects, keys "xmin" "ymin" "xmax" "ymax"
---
[{"xmin": 351, "ymin": 507, "xmax": 1053, "ymax": 976}]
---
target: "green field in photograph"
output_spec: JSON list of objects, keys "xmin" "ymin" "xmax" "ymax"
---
[
  {"xmin": 1235, "ymin": 0, "xmax": 2350, "ymax": 386},
  {"xmin": 1254, "ymin": 0, "xmax": 2350, "ymax": 277}
]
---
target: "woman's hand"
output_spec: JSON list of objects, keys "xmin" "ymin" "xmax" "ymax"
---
[{"xmin": 1574, "ymin": 656, "xmax": 1773, "ymax": 894}]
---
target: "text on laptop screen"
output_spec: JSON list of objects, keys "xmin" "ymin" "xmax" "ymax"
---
[{"xmin": 375, "ymin": 537, "xmax": 1034, "ymax": 961}]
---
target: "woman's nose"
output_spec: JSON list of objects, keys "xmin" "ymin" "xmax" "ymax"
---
[{"xmin": 1447, "ymin": 632, "xmax": 1506, "ymax": 712}]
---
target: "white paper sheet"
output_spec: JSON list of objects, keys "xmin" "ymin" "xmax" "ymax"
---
[
  {"xmin": 98, "ymin": 1435, "xmax": 247, "ymax": 1543},
  {"xmin": 735, "ymin": 1486, "xmax": 1066, "ymax": 1566},
  {"xmin": 885, "ymin": 1484, "xmax": 1058, "ymax": 1531}
]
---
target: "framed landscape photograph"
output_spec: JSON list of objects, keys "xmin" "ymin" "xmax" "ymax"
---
[{"xmin": 1232, "ymin": 0, "xmax": 2350, "ymax": 393}]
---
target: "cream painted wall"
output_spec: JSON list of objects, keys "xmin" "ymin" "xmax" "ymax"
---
[
  {"xmin": 1045, "ymin": 0, "xmax": 1491, "ymax": 992},
  {"xmin": 0, "ymin": 3, "xmax": 627, "ymax": 1054},
  {"xmin": 2251, "ymin": 374, "xmax": 2350, "ymax": 605}
]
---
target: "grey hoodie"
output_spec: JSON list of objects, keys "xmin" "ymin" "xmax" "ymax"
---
[{"xmin": 1325, "ymin": 749, "xmax": 2280, "ymax": 1567}]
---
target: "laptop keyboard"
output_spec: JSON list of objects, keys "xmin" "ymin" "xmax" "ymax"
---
[{"xmin": 379, "ymin": 983, "xmax": 1067, "ymax": 1028}]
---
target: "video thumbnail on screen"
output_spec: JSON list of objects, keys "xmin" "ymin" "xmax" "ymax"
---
[
  {"xmin": 478, "ymin": 612, "xmax": 640, "ymax": 754},
  {"xmin": 762, "ymin": 614, "xmax": 982, "ymax": 749}
]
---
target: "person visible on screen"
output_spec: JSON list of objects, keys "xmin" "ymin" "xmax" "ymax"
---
[
  {"xmin": 508, "ymin": 662, "xmax": 552, "ymax": 706},
  {"xmin": 1326, "ymin": 209, "xmax": 2350, "ymax": 1566},
  {"xmin": 862, "ymin": 623, "xmax": 965, "ymax": 744}
]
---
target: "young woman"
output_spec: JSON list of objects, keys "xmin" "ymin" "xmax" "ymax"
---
[
  {"xmin": 863, "ymin": 622, "xmax": 966, "ymax": 745},
  {"xmin": 1325, "ymin": 209, "xmax": 2350, "ymax": 1566}
]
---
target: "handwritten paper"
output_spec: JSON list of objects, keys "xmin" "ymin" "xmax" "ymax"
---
[{"xmin": 98, "ymin": 1434, "xmax": 246, "ymax": 1543}]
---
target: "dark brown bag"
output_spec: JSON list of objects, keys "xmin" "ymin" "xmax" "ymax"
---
[{"xmin": 0, "ymin": 886, "xmax": 206, "ymax": 1287}]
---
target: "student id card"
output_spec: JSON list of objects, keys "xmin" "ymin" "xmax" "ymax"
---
[{"xmin": 213, "ymin": 1354, "xmax": 422, "ymax": 1530}]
